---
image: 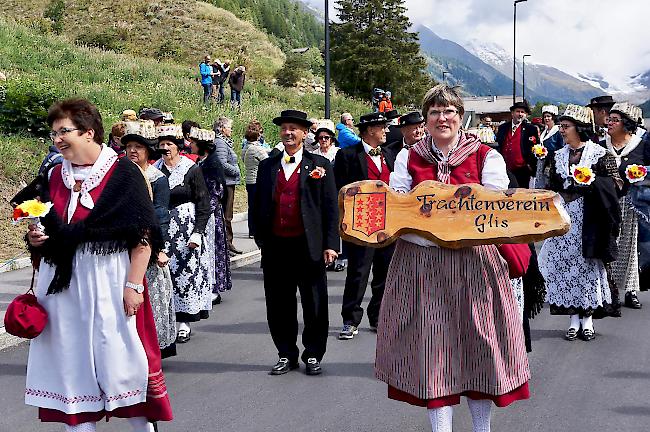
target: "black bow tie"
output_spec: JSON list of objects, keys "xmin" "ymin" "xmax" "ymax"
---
[
  {"xmin": 368, "ymin": 148, "xmax": 382, "ymax": 157},
  {"xmin": 284, "ymin": 155, "xmax": 296, "ymax": 163}
]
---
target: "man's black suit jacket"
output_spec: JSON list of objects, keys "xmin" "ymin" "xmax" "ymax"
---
[
  {"xmin": 495, "ymin": 121, "xmax": 541, "ymax": 172},
  {"xmin": 253, "ymin": 150, "xmax": 339, "ymax": 262},
  {"xmin": 333, "ymin": 142, "xmax": 396, "ymax": 191}
]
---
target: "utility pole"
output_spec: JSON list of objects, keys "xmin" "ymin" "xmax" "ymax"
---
[
  {"xmin": 513, "ymin": 0, "xmax": 528, "ymax": 104},
  {"xmin": 324, "ymin": 0, "xmax": 331, "ymax": 119}
]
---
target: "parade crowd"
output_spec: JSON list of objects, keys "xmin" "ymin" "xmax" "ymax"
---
[{"xmin": 11, "ymin": 79, "xmax": 649, "ymax": 432}]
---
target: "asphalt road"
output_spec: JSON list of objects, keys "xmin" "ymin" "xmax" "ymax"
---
[{"xmin": 1, "ymin": 263, "xmax": 650, "ymax": 431}]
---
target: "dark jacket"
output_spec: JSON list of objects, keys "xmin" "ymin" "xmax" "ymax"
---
[
  {"xmin": 253, "ymin": 151, "xmax": 339, "ymax": 261},
  {"xmin": 333, "ymin": 142, "xmax": 396, "ymax": 191},
  {"xmin": 496, "ymin": 121, "xmax": 541, "ymax": 172},
  {"xmin": 199, "ymin": 150, "xmax": 228, "ymax": 207},
  {"xmin": 228, "ymin": 70, "xmax": 246, "ymax": 92}
]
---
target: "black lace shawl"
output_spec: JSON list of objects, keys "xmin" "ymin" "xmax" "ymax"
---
[{"xmin": 13, "ymin": 157, "xmax": 163, "ymax": 294}]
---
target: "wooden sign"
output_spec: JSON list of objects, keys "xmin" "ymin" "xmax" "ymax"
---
[{"xmin": 339, "ymin": 180, "xmax": 570, "ymax": 249}]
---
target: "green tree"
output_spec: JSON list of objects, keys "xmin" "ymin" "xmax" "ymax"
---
[{"xmin": 330, "ymin": 0, "xmax": 432, "ymax": 105}]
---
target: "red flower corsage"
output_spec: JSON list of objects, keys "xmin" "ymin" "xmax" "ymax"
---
[
  {"xmin": 309, "ymin": 167, "xmax": 326, "ymax": 179},
  {"xmin": 529, "ymin": 136, "xmax": 537, "ymax": 143}
]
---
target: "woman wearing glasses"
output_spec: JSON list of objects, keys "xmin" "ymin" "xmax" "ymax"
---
[
  {"xmin": 539, "ymin": 104, "xmax": 621, "ymax": 342},
  {"xmin": 18, "ymin": 99, "xmax": 172, "ymax": 431},
  {"xmin": 312, "ymin": 120, "xmax": 339, "ymax": 163},
  {"xmin": 377, "ymin": 85, "xmax": 530, "ymax": 432},
  {"xmin": 604, "ymin": 102, "xmax": 645, "ymax": 309}
]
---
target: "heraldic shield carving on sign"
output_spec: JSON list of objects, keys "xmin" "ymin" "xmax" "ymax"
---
[
  {"xmin": 352, "ymin": 192, "xmax": 387, "ymax": 237},
  {"xmin": 339, "ymin": 180, "xmax": 570, "ymax": 249}
]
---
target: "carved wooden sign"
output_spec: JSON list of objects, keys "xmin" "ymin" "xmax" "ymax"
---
[{"xmin": 339, "ymin": 180, "xmax": 570, "ymax": 249}]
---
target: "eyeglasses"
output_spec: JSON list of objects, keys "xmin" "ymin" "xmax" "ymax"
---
[
  {"xmin": 558, "ymin": 124, "xmax": 574, "ymax": 129},
  {"xmin": 317, "ymin": 135, "xmax": 332, "ymax": 141},
  {"xmin": 49, "ymin": 127, "xmax": 80, "ymax": 141},
  {"xmin": 607, "ymin": 117, "xmax": 622, "ymax": 124},
  {"xmin": 429, "ymin": 109, "xmax": 459, "ymax": 119}
]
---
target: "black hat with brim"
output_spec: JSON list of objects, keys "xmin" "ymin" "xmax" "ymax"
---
[
  {"xmin": 355, "ymin": 112, "xmax": 389, "ymax": 128},
  {"xmin": 385, "ymin": 109, "xmax": 400, "ymax": 120},
  {"xmin": 395, "ymin": 111, "xmax": 425, "ymax": 128},
  {"xmin": 121, "ymin": 134, "xmax": 162, "ymax": 158},
  {"xmin": 587, "ymin": 95, "xmax": 615, "ymax": 108},
  {"xmin": 510, "ymin": 101, "xmax": 531, "ymax": 114},
  {"xmin": 272, "ymin": 109, "xmax": 313, "ymax": 128},
  {"xmin": 314, "ymin": 127, "xmax": 338, "ymax": 145},
  {"xmin": 139, "ymin": 108, "xmax": 164, "ymax": 121}
]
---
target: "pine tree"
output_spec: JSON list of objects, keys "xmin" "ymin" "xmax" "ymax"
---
[{"xmin": 330, "ymin": 0, "xmax": 433, "ymax": 105}]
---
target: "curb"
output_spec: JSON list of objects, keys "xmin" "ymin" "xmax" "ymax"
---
[
  {"xmin": 0, "ymin": 257, "xmax": 31, "ymax": 274},
  {"xmin": 230, "ymin": 249, "xmax": 261, "ymax": 269},
  {"xmin": 232, "ymin": 211, "xmax": 248, "ymax": 223}
]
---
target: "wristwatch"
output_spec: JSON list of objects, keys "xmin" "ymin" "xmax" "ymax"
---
[{"xmin": 125, "ymin": 281, "xmax": 145, "ymax": 294}]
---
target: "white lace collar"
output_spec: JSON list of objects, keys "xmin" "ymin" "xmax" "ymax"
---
[
  {"xmin": 554, "ymin": 141, "xmax": 605, "ymax": 187},
  {"xmin": 145, "ymin": 164, "xmax": 165, "ymax": 184},
  {"xmin": 155, "ymin": 156, "xmax": 195, "ymax": 189},
  {"xmin": 604, "ymin": 133, "xmax": 642, "ymax": 166},
  {"xmin": 540, "ymin": 125, "xmax": 559, "ymax": 143},
  {"xmin": 60, "ymin": 145, "xmax": 118, "ymax": 223}
]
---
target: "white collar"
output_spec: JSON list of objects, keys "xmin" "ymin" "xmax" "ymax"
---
[
  {"xmin": 605, "ymin": 133, "xmax": 643, "ymax": 165},
  {"xmin": 540, "ymin": 125, "xmax": 559, "ymax": 142},
  {"xmin": 512, "ymin": 121, "xmax": 523, "ymax": 131},
  {"xmin": 281, "ymin": 147, "xmax": 303, "ymax": 165},
  {"xmin": 60, "ymin": 145, "xmax": 118, "ymax": 223},
  {"xmin": 362, "ymin": 141, "xmax": 380, "ymax": 155},
  {"xmin": 154, "ymin": 156, "xmax": 195, "ymax": 189}
]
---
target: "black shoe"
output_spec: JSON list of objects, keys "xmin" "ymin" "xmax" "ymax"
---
[
  {"xmin": 624, "ymin": 291, "xmax": 642, "ymax": 309},
  {"xmin": 565, "ymin": 327, "xmax": 579, "ymax": 341},
  {"xmin": 212, "ymin": 293, "xmax": 222, "ymax": 305},
  {"xmin": 176, "ymin": 328, "xmax": 191, "ymax": 344},
  {"xmin": 305, "ymin": 358, "xmax": 322, "ymax": 376},
  {"xmin": 229, "ymin": 245, "xmax": 243, "ymax": 255},
  {"xmin": 270, "ymin": 358, "xmax": 299, "ymax": 375},
  {"xmin": 580, "ymin": 328, "xmax": 596, "ymax": 341},
  {"xmin": 369, "ymin": 324, "xmax": 378, "ymax": 333},
  {"xmin": 333, "ymin": 263, "xmax": 346, "ymax": 272}
]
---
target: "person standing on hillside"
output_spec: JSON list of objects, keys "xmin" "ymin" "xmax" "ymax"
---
[
  {"xmin": 253, "ymin": 109, "xmax": 339, "ymax": 376},
  {"xmin": 378, "ymin": 91, "xmax": 393, "ymax": 113},
  {"xmin": 495, "ymin": 100, "xmax": 540, "ymax": 188},
  {"xmin": 229, "ymin": 66, "xmax": 246, "ymax": 109},
  {"xmin": 212, "ymin": 59, "xmax": 231, "ymax": 104},
  {"xmin": 336, "ymin": 113, "xmax": 362, "ymax": 149},
  {"xmin": 200, "ymin": 55, "xmax": 214, "ymax": 105}
]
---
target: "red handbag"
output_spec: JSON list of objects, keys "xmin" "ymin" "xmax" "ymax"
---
[
  {"xmin": 4, "ymin": 269, "xmax": 48, "ymax": 339},
  {"xmin": 497, "ymin": 244, "xmax": 532, "ymax": 279}
]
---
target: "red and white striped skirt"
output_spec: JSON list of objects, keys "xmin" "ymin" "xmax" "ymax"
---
[{"xmin": 375, "ymin": 239, "xmax": 530, "ymax": 407}]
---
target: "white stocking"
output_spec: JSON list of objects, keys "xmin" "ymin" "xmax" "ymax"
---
[
  {"xmin": 428, "ymin": 405, "xmax": 453, "ymax": 432},
  {"xmin": 64, "ymin": 422, "xmax": 97, "ymax": 432},
  {"xmin": 467, "ymin": 398, "xmax": 492, "ymax": 432},
  {"xmin": 569, "ymin": 314, "xmax": 580, "ymax": 330},
  {"xmin": 581, "ymin": 315, "xmax": 594, "ymax": 332},
  {"xmin": 178, "ymin": 322, "xmax": 190, "ymax": 333},
  {"xmin": 128, "ymin": 417, "xmax": 155, "ymax": 432}
]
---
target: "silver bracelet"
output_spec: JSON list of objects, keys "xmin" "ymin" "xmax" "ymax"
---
[{"xmin": 125, "ymin": 281, "xmax": 145, "ymax": 294}]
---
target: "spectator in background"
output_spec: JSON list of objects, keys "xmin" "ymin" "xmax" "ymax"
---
[
  {"xmin": 213, "ymin": 59, "xmax": 231, "ymax": 104},
  {"xmin": 121, "ymin": 109, "xmax": 138, "ymax": 122},
  {"xmin": 229, "ymin": 66, "xmax": 246, "ymax": 109},
  {"xmin": 304, "ymin": 118, "xmax": 320, "ymax": 152},
  {"xmin": 336, "ymin": 112, "xmax": 362, "ymax": 149},
  {"xmin": 107, "ymin": 122, "xmax": 126, "ymax": 156},
  {"xmin": 242, "ymin": 118, "xmax": 270, "ymax": 152},
  {"xmin": 140, "ymin": 107, "xmax": 165, "ymax": 126},
  {"xmin": 243, "ymin": 124, "xmax": 268, "ymax": 238},
  {"xmin": 200, "ymin": 55, "xmax": 214, "ymax": 105},
  {"xmin": 181, "ymin": 120, "xmax": 200, "ymax": 162},
  {"xmin": 378, "ymin": 91, "xmax": 393, "ymax": 113},
  {"xmin": 312, "ymin": 120, "xmax": 339, "ymax": 163},
  {"xmin": 213, "ymin": 116, "xmax": 242, "ymax": 255}
]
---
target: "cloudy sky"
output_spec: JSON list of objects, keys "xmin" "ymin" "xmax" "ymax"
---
[{"xmin": 306, "ymin": 0, "xmax": 650, "ymax": 92}]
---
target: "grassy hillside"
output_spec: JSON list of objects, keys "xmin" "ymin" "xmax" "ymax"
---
[
  {"xmin": 0, "ymin": 0, "xmax": 284, "ymax": 78},
  {"xmin": 209, "ymin": 0, "xmax": 323, "ymax": 51},
  {"xmin": 0, "ymin": 19, "xmax": 370, "ymax": 259}
]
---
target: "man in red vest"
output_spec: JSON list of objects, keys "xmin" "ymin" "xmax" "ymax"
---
[
  {"xmin": 495, "ymin": 100, "xmax": 540, "ymax": 188},
  {"xmin": 252, "ymin": 109, "xmax": 339, "ymax": 376},
  {"xmin": 333, "ymin": 112, "xmax": 397, "ymax": 340}
]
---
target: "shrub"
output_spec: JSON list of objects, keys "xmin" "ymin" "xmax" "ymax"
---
[
  {"xmin": 0, "ymin": 77, "xmax": 60, "ymax": 138},
  {"xmin": 275, "ymin": 53, "xmax": 310, "ymax": 87},
  {"xmin": 75, "ymin": 30, "xmax": 126, "ymax": 53},
  {"xmin": 43, "ymin": 0, "xmax": 65, "ymax": 34}
]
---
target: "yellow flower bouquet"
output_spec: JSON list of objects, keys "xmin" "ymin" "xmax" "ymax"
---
[
  {"xmin": 570, "ymin": 165, "xmax": 595, "ymax": 186},
  {"xmin": 625, "ymin": 164, "xmax": 648, "ymax": 184},
  {"xmin": 12, "ymin": 199, "xmax": 53, "ymax": 225},
  {"xmin": 532, "ymin": 144, "xmax": 548, "ymax": 159}
]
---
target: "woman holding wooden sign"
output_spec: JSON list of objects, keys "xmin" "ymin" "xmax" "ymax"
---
[
  {"xmin": 539, "ymin": 104, "xmax": 621, "ymax": 342},
  {"xmin": 375, "ymin": 85, "xmax": 530, "ymax": 432}
]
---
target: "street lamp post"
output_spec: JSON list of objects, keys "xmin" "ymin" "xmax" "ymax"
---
[
  {"xmin": 522, "ymin": 54, "xmax": 531, "ymax": 100},
  {"xmin": 513, "ymin": 0, "xmax": 528, "ymax": 104},
  {"xmin": 324, "ymin": 0, "xmax": 331, "ymax": 119}
]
